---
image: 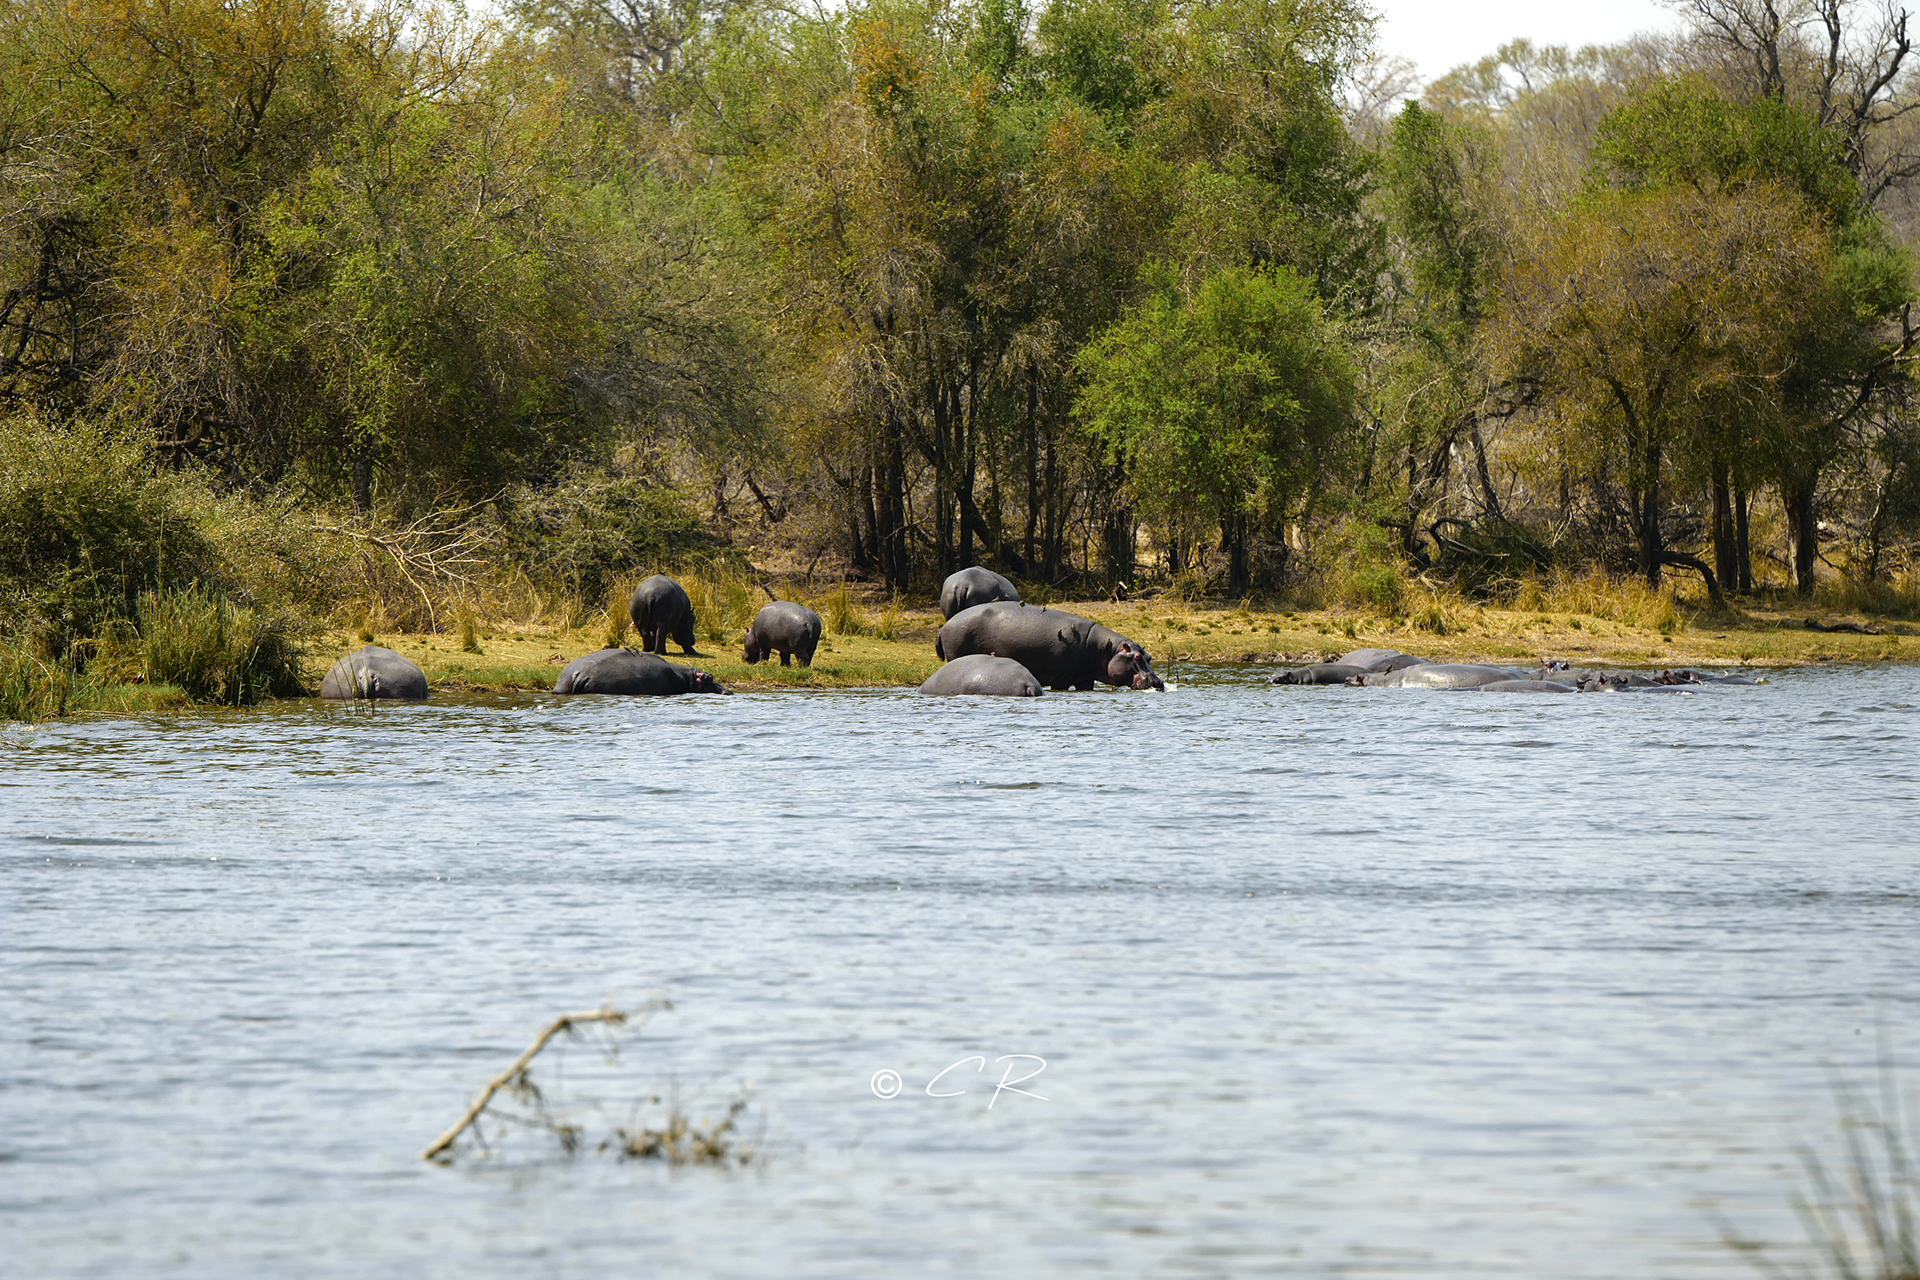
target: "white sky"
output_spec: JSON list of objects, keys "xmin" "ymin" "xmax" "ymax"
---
[{"xmin": 1373, "ymin": 0, "xmax": 1683, "ymax": 84}]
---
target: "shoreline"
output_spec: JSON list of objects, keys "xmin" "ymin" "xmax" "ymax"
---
[
  {"xmin": 15, "ymin": 596, "xmax": 1912, "ymax": 724},
  {"xmin": 315, "ymin": 597, "xmax": 1918, "ymax": 697}
]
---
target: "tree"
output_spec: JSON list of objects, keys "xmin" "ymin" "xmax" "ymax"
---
[
  {"xmin": 1491, "ymin": 182, "xmax": 1836, "ymax": 591},
  {"xmin": 1075, "ymin": 264, "xmax": 1355, "ymax": 594}
]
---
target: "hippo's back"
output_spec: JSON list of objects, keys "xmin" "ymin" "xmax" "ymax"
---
[
  {"xmin": 554, "ymin": 648, "xmax": 684, "ymax": 695},
  {"xmin": 939, "ymin": 567, "xmax": 1021, "ymax": 619},
  {"xmin": 919, "ymin": 654, "xmax": 1043, "ymax": 697},
  {"xmin": 319, "ymin": 645, "xmax": 428, "ymax": 700}
]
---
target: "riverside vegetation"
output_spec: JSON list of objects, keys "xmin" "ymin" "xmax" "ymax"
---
[{"xmin": 9, "ymin": 0, "xmax": 1920, "ymax": 719}]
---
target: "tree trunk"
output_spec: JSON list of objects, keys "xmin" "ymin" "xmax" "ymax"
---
[
  {"xmin": 1784, "ymin": 482, "xmax": 1818, "ymax": 597},
  {"xmin": 351, "ymin": 452, "xmax": 373, "ymax": 513},
  {"xmin": 1734, "ymin": 485, "xmax": 1754, "ymax": 591},
  {"xmin": 1222, "ymin": 513, "xmax": 1250, "ymax": 597},
  {"xmin": 1636, "ymin": 438, "xmax": 1663, "ymax": 587},
  {"xmin": 1711, "ymin": 466, "xmax": 1736, "ymax": 594}
]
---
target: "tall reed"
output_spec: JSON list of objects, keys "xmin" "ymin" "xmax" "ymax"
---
[
  {"xmin": 0, "ymin": 641, "xmax": 71, "ymax": 721},
  {"xmin": 135, "ymin": 587, "xmax": 307, "ymax": 705}
]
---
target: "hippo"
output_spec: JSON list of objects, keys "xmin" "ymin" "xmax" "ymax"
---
[
  {"xmin": 743, "ymin": 601, "xmax": 822, "ymax": 667},
  {"xmin": 553, "ymin": 648, "xmax": 729, "ymax": 695},
  {"xmin": 935, "ymin": 602, "xmax": 1164, "ymax": 691},
  {"xmin": 918, "ymin": 654, "xmax": 1044, "ymax": 697},
  {"xmin": 1331, "ymin": 648, "xmax": 1434, "ymax": 672},
  {"xmin": 628, "ymin": 575, "xmax": 699, "ymax": 655},
  {"xmin": 939, "ymin": 566, "xmax": 1022, "ymax": 619},
  {"xmin": 319, "ymin": 645, "xmax": 428, "ymax": 700},
  {"xmin": 1479, "ymin": 679, "xmax": 1579, "ymax": 693},
  {"xmin": 1272, "ymin": 663, "xmax": 1374, "ymax": 685},
  {"xmin": 1368, "ymin": 663, "xmax": 1530, "ymax": 689}
]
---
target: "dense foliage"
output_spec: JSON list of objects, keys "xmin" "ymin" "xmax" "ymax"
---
[{"xmin": 5, "ymin": 0, "xmax": 1920, "ymax": 627}]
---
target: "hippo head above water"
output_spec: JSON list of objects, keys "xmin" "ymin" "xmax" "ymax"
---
[
  {"xmin": 687, "ymin": 669, "xmax": 732, "ymax": 694},
  {"xmin": 1106, "ymin": 641, "xmax": 1164, "ymax": 691}
]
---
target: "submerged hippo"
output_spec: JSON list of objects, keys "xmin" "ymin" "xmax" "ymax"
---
[
  {"xmin": 319, "ymin": 645, "xmax": 428, "ymax": 700},
  {"xmin": 553, "ymin": 648, "xmax": 729, "ymax": 695},
  {"xmin": 1332, "ymin": 648, "xmax": 1431, "ymax": 672},
  {"xmin": 628, "ymin": 575, "xmax": 699, "ymax": 655},
  {"xmin": 1368, "ymin": 663, "xmax": 1530, "ymax": 689},
  {"xmin": 939, "ymin": 567, "xmax": 1021, "ymax": 619},
  {"xmin": 743, "ymin": 601, "xmax": 822, "ymax": 667},
  {"xmin": 1479, "ymin": 679, "xmax": 1579, "ymax": 693},
  {"xmin": 1272, "ymin": 663, "xmax": 1374, "ymax": 685},
  {"xmin": 935, "ymin": 602, "xmax": 1163, "ymax": 691},
  {"xmin": 918, "ymin": 654, "xmax": 1044, "ymax": 697}
]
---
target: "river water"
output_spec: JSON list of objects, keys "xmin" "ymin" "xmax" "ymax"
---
[{"xmin": 4, "ymin": 663, "xmax": 1918, "ymax": 1277}]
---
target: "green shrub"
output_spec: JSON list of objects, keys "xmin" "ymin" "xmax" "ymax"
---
[
  {"xmin": 0, "ymin": 415, "xmax": 218, "ymax": 650},
  {"xmin": 492, "ymin": 467, "xmax": 726, "ymax": 599},
  {"xmin": 133, "ymin": 587, "xmax": 308, "ymax": 705}
]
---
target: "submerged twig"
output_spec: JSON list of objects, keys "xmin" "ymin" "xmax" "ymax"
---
[{"xmin": 421, "ymin": 1004, "xmax": 657, "ymax": 1161}]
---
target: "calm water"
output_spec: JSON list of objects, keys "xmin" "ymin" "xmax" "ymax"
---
[{"xmin": 4, "ymin": 664, "xmax": 1918, "ymax": 1277}]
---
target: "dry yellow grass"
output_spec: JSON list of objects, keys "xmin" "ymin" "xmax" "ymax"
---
[{"xmin": 316, "ymin": 585, "xmax": 1914, "ymax": 695}]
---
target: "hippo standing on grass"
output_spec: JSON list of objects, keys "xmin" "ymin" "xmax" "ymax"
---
[
  {"xmin": 918, "ymin": 654, "xmax": 1044, "ymax": 697},
  {"xmin": 939, "ymin": 567, "xmax": 1021, "ymax": 619},
  {"xmin": 553, "ymin": 649, "xmax": 730, "ymax": 695},
  {"xmin": 935, "ymin": 602, "xmax": 1163, "ymax": 691},
  {"xmin": 319, "ymin": 645, "xmax": 428, "ymax": 700},
  {"xmin": 743, "ymin": 601, "xmax": 823, "ymax": 667},
  {"xmin": 628, "ymin": 575, "xmax": 699, "ymax": 655}
]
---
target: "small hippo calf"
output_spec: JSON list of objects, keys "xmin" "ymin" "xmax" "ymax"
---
[{"xmin": 743, "ymin": 601, "xmax": 823, "ymax": 667}]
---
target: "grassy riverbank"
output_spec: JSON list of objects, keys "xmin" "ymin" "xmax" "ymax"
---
[{"xmin": 323, "ymin": 590, "xmax": 1917, "ymax": 696}]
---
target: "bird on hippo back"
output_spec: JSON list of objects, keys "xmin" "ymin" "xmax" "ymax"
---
[
  {"xmin": 934, "ymin": 601, "xmax": 1163, "ymax": 691},
  {"xmin": 553, "ymin": 648, "xmax": 730, "ymax": 695}
]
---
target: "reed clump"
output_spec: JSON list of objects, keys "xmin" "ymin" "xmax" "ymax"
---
[
  {"xmin": 0, "ymin": 640, "xmax": 72, "ymax": 721},
  {"xmin": 1816, "ymin": 573, "xmax": 1920, "ymax": 621},
  {"xmin": 1533, "ymin": 568, "xmax": 1689, "ymax": 632},
  {"xmin": 127, "ymin": 587, "xmax": 308, "ymax": 705},
  {"xmin": 820, "ymin": 583, "xmax": 868, "ymax": 637}
]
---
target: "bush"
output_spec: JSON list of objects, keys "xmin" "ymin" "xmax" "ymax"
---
[
  {"xmin": 493, "ymin": 467, "xmax": 727, "ymax": 599},
  {"xmin": 1313, "ymin": 517, "xmax": 1406, "ymax": 614},
  {"xmin": 0, "ymin": 415, "xmax": 218, "ymax": 651}
]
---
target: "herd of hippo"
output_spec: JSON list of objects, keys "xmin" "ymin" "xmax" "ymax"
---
[{"xmin": 317, "ymin": 566, "xmax": 1758, "ymax": 701}]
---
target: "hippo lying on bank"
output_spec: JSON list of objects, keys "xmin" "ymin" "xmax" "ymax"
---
[
  {"xmin": 939, "ymin": 566, "xmax": 1021, "ymax": 619},
  {"xmin": 628, "ymin": 574, "xmax": 700, "ymax": 655},
  {"xmin": 553, "ymin": 648, "xmax": 730, "ymax": 695},
  {"xmin": 319, "ymin": 645, "xmax": 428, "ymax": 700},
  {"xmin": 936, "ymin": 602, "xmax": 1164, "ymax": 691},
  {"xmin": 743, "ymin": 601, "xmax": 822, "ymax": 667},
  {"xmin": 918, "ymin": 654, "xmax": 1044, "ymax": 697}
]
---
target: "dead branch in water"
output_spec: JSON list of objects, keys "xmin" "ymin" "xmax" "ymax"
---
[{"xmin": 420, "ymin": 1003, "xmax": 664, "ymax": 1161}]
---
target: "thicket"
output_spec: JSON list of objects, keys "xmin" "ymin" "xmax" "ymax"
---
[{"xmin": 9, "ymin": 0, "xmax": 1920, "ymax": 719}]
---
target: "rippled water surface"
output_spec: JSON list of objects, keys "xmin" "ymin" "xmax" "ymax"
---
[{"xmin": 5, "ymin": 663, "xmax": 1919, "ymax": 1277}]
